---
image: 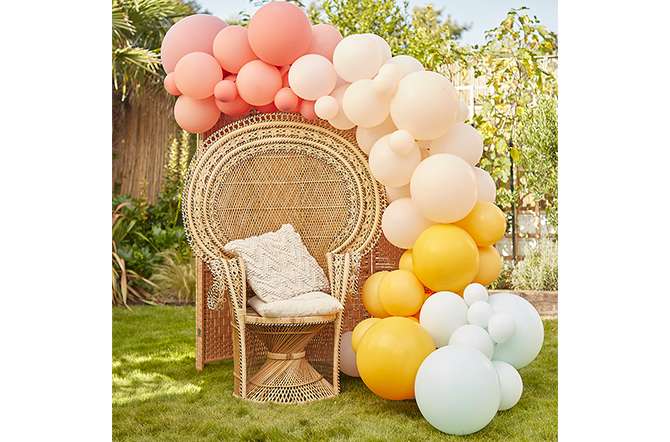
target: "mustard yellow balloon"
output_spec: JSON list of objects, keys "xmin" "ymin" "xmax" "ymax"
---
[
  {"xmin": 351, "ymin": 317, "xmax": 381, "ymax": 352},
  {"xmin": 398, "ymin": 249, "xmax": 414, "ymax": 272},
  {"xmin": 356, "ymin": 317, "xmax": 436, "ymax": 400},
  {"xmin": 474, "ymin": 245, "xmax": 503, "ymax": 286},
  {"xmin": 362, "ymin": 271, "xmax": 390, "ymax": 318},
  {"xmin": 413, "ymin": 224, "xmax": 479, "ymax": 293},
  {"xmin": 378, "ymin": 269, "xmax": 425, "ymax": 316},
  {"xmin": 454, "ymin": 201, "xmax": 507, "ymax": 247}
]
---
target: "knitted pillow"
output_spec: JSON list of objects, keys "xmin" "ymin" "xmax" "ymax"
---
[
  {"xmin": 247, "ymin": 292, "xmax": 343, "ymax": 318},
  {"xmin": 223, "ymin": 224, "xmax": 330, "ymax": 303}
]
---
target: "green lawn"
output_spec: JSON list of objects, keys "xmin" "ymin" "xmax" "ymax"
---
[{"xmin": 113, "ymin": 306, "xmax": 557, "ymax": 441}]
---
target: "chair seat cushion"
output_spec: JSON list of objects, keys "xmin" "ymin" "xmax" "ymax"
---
[
  {"xmin": 223, "ymin": 224, "xmax": 330, "ymax": 303},
  {"xmin": 247, "ymin": 291, "xmax": 343, "ymax": 318}
]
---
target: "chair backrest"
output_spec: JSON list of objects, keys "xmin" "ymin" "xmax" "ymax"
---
[{"xmin": 183, "ymin": 113, "xmax": 385, "ymax": 270}]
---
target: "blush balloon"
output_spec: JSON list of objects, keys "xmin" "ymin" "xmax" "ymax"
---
[
  {"xmin": 308, "ymin": 24, "xmax": 343, "ymax": 60},
  {"xmin": 214, "ymin": 80, "xmax": 237, "ymax": 102},
  {"xmin": 212, "ymin": 25, "xmax": 257, "ymax": 73},
  {"xmin": 174, "ymin": 52, "xmax": 222, "ymax": 99},
  {"xmin": 274, "ymin": 87, "xmax": 300, "ymax": 112},
  {"xmin": 174, "ymin": 96, "xmax": 220, "ymax": 133},
  {"xmin": 163, "ymin": 73, "xmax": 181, "ymax": 96},
  {"xmin": 215, "ymin": 75, "xmax": 252, "ymax": 117},
  {"xmin": 236, "ymin": 60, "xmax": 282, "ymax": 106},
  {"xmin": 160, "ymin": 14, "xmax": 226, "ymax": 73},
  {"xmin": 299, "ymin": 100, "xmax": 317, "ymax": 120},
  {"xmin": 314, "ymin": 95, "xmax": 339, "ymax": 120},
  {"xmin": 288, "ymin": 54, "xmax": 338, "ymax": 100}
]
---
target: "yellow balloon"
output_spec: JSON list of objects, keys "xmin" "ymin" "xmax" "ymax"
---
[
  {"xmin": 378, "ymin": 270, "xmax": 425, "ymax": 316},
  {"xmin": 474, "ymin": 245, "xmax": 503, "ymax": 286},
  {"xmin": 362, "ymin": 271, "xmax": 390, "ymax": 318},
  {"xmin": 413, "ymin": 224, "xmax": 479, "ymax": 292},
  {"xmin": 454, "ymin": 201, "xmax": 507, "ymax": 247},
  {"xmin": 356, "ymin": 317, "xmax": 435, "ymax": 400},
  {"xmin": 351, "ymin": 317, "xmax": 381, "ymax": 352},
  {"xmin": 398, "ymin": 249, "xmax": 414, "ymax": 272}
]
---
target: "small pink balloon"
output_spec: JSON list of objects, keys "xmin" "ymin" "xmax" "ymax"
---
[
  {"xmin": 248, "ymin": 2, "xmax": 312, "ymax": 66},
  {"xmin": 174, "ymin": 96, "xmax": 220, "ymax": 133},
  {"xmin": 212, "ymin": 25, "xmax": 257, "ymax": 73},
  {"xmin": 163, "ymin": 73, "xmax": 181, "ymax": 96},
  {"xmin": 308, "ymin": 24, "xmax": 343, "ymax": 60},
  {"xmin": 214, "ymin": 80, "xmax": 237, "ymax": 102},
  {"xmin": 274, "ymin": 87, "xmax": 300, "ymax": 112},
  {"xmin": 299, "ymin": 100, "xmax": 317, "ymax": 120},
  {"xmin": 160, "ymin": 14, "xmax": 226, "ymax": 73},
  {"xmin": 236, "ymin": 60, "xmax": 282, "ymax": 106},
  {"xmin": 215, "ymin": 75, "xmax": 252, "ymax": 117},
  {"xmin": 256, "ymin": 102, "xmax": 278, "ymax": 113},
  {"xmin": 174, "ymin": 52, "xmax": 222, "ymax": 99}
]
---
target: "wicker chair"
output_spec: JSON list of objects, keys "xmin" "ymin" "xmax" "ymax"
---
[{"xmin": 182, "ymin": 113, "xmax": 384, "ymax": 403}]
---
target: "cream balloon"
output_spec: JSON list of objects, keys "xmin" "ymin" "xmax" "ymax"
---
[
  {"xmin": 372, "ymin": 64, "xmax": 403, "ymax": 95},
  {"xmin": 355, "ymin": 117, "xmax": 396, "ymax": 154},
  {"xmin": 390, "ymin": 71, "xmax": 459, "ymax": 140},
  {"xmin": 327, "ymin": 84, "xmax": 355, "ymax": 130},
  {"xmin": 342, "ymin": 79, "xmax": 391, "ymax": 128},
  {"xmin": 388, "ymin": 129, "xmax": 416, "ymax": 156},
  {"xmin": 340, "ymin": 331, "xmax": 360, "ymax": 377},
  {"xmin": 332, "ymin": 34, "xmax": 384, "ymax": 82},
  {"xmin": 364, "ymin": 33, "xmax": 392, "ymax": 61},
  {"xmin": 410, "ymin": 154, "xmax": 478, "ymax": 223},
  {"xmin": 314, "ymin": 95, "xmax": 339, "ymax": 120},
  {"xmin": 474, "ymin": 167, "xmax": 496, "ymax": 203},
  {"xmin": 288, "ymin": 54, "xmax": 338, "ymax": 100},
  {"xmin": 369, "ymin": 135, "xmax": 422, "ymax": 187},
  {"xmin": 429, "ymin": 123, "xmax": 484, "ymax": 166},
  {"xmin": 386, "ymin": 55, "xmax": 424, "ymax": 77},
  {"xmin": 385, "ymin": 184, "xmax": 410, "ymax": 202},
  {"xmin": 381, "ymin": 198, "xmax": 434, "ymax": 249}
]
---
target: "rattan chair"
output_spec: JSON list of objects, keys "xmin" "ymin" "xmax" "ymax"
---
[{"xmin": 182, "ymin": 112, "xmax": 384, "ymax": 403}]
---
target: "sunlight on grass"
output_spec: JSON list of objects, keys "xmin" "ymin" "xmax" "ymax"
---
[{"xmin": 113, "ymin": 370, "xmax": 201, "ymax": 405}]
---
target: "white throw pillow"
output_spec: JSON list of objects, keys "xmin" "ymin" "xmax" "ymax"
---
[
  {"xmin": 248, "ymin": 292, "xmax": 343, "ymax": 318},
  {"xmin": 223, "ymin": 224, "xmax": 330, "ymax": 303}
]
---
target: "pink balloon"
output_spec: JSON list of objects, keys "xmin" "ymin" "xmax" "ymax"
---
[
  {"xmin": 308, "ymin": 24, "xmax": 343, "ymax": 60},
  {"xmin": 300, "ymin": 100, "xmax": 316, "ymax": 120},
  {"xmin": 174, "ymin": 96, "xmax": 220, "ymax": 133},
  {"xmin": 216, "ymin": 97, "xmax": 251, "ymax": 118},
  {"xmin": 214, "ymin": 80, "xmax": 237, "ymax": 102},
  {"xmin": 163, "ymin": 73, "xmax": 181, "ymax": 96},
  {"xmin": 274, "ymin": 87, "xmax": 300, "ymax": 112},
  {"xmin": 288, "ymin": 54, "xmax": 337, "ymax": 100},
  {"xmin": 247, "ymin": 2, "xmax": 312, "ymax": 66},
  {"xmin": 236, "ymin": 60, "xmax": 282, "ymax": 106},
  {"xmin": 212, "ymin": 25, "xmax": 257, "ymax": 73},
  {"xmin": 174, "ymin": 52, "xmax": 222, "ymax": 99},
  {"xmin": 256, "ymin": 102, "xmax": 278, "ymax": 113},
  {"xmin": 160, "ymin": 14, "xmax": 226, "ymax": 73}
]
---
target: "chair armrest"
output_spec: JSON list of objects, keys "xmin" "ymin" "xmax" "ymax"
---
[
  {"xmin": 206, "ymin": 256, "xmax": 247, "ymax": 311},
  {"xmin": 326, "ymin": 251, "xmax": 362, "ymax": 306}
]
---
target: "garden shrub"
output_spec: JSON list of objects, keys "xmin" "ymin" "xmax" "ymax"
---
[{"xmin": 510, "ymin": 240, "xmax": 558, "ymax": 291}]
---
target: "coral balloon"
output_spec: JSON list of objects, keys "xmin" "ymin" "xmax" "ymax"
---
[
  {"xmin": 474, "ymin": 167, "xmax": 496, "ymax": 203},
  {"xmin": 399, "ymin": 249, "xmax": 414, "ymax": 272},
  {"xmin": 333, "ymin": 34, "xmax": 385, "ymax": 82},
  {"xmin": 474, "ymin": 245, "xmax": 503, "ymax": 286},
  {"xmin": 340, "ymin": 332, "xmax": 359, "ymax": 377},
  {"xmin": 410, "ymin": 154, "xmax": 478, "ymax": 223},
  {"xmin": 308, "ymin": 24, "xmax": 343, "ymax": 60},
  {"xmin": 369, "ymin": 135, "xmax": 422, "ymax": 187},
  {"xmin": 160, "ymin": 14, "xmax": 226, "ymax": 73},
  {"xmin": 382, "ymin": 198, "xmax": 434, "ymax": 249},
  {"xmin": 386, "ymin": 55, "xmax": 424, "ymax": 77},
  {"xmin": 413, "ymin": 225, "xmax": 479, "ymax": 293},
  {"xmin": 288, "ymin": 54, "xmax": 337, "ymax": 100},
  {"xmin": 355, "ymin": 117, "xmax": 396, "ymax": 154},
  {"xmin": 163, "ymin": 73, "xmax": 181, "ymax": 96},
  {"xmin": 342, "ymin": 79, "xmax": 391, "ymax": 127},
  {"xmin": 236, "ymin": 60, "xmax": 282, "ymax": 106},
  {"xmin": 429, "ymin": 123, "xmax": 484, "ymax": 166},
  {"xmin": 212, "ymin": 25, "xmax": 257, "ymax": 73},
  {"xmin": 327, "ymin": 84, "xmax": 355, "ymax": 130},
  {"xmin": 314, "ymin": 96, "xmax": 339, "ymax": 120},
  {"xmin": 390, "ymin": 71, "xmax": 459, "ymax": 140},
  {"xmin": 356, "ymin": 317, "xmax": 435, "ymax": 400},
  {"xmin": 174, "ymin": 96, "xmax": 220, "ymax": 134},
  {"xmin": 299, "ymin": 100, "xmax": 316, "ymax": 120},
  {"xmin": 215, "ymin": 76, "xmax": 252, "ymax": 117},
  {"xmin": 352, "ymin": 318, "xmax": 381, "ymax": 352},
  {"xmin": 361, "ymin": 271, "xmax": 389, "ymax": 318},
  {"xmin": 454, "ymin": 201, "xmax": 507, "ymax": 247},
  {"xmin": 385, "ymin": 184, "xmax": 410, "ymax": 202},
  {"xmin": 214, "ymin": 80, "xmax": 237, "ymax": 102},
  {"xmin": 378, "ymin": 270, "xmax": 425, "ymax": 316},
  {"xmin": 174, "ymin": 52, "xmax": 222, "ymax": 99},
  {"xmin": 247, "ymin": 2, "xmax": 312, "ymax": 66},
  {"xmin": 274, "ymin": 87, "xmax": 300, "ymax": 112}
]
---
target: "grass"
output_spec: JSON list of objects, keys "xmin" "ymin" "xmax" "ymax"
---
[{"xmin": 113, "ymin": 306, "xmax": 557, "ymax": 441}]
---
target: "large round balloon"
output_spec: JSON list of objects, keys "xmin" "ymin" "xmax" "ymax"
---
[
  {"xmin": 361, "ymin": 271, "xmax": 390, "ymax": 318},
  {"xmin": 236, "ymin": 60, "xmax": 282, "ymax": 106},
  {"xmin": 355, "ymin": 117, "xmax": 396, "ymax": 154},
  {"xmin": 340, "ymin": 331, "xmax": 359, "ymax": 377},
  {"xmin": 454, "ymin": 201, "xmax": 507, "ymax": 247},
  {"xmin": 386, "ymin": 55, "xmax": 424, "ymax": 77},
  {"xmin": 415, "ymin": 346, "xmax": 500, "ymax": 435},
  {"xmin": 333, "ymin": 34, "xmax": 385, "ymax": 82},
  {"xmin": 378, "ymin": 269, "xmax": 425, "ymax": 316},
  {"xmin": 351, "ymin": 318, "xmax": 381, "ymax": 352},
  {"xmin": 342, "ymin": 79, "xmax": 391, "ymax": 128},
  {"xmin": 160, "ymin": 14, "xmax": 226, "ymax": 73},
  {"xmin": 474, "ymin": 167, "xmax": 496, "ymax": 203},
  {"xmin": 212, "ymin": 25, "xmax": 257, "ymax": 73},
  {"xmin": 357, "ymin": 317, "xmax": 435, "ymax": 400},
  {"xmin": 288, "ymin": 54, "xmax": 337, "ymax": 100},
  {"xmin": 429, "ymin": 123, "xmax": 484, "ymax": 166},
  {"xmin": 410, "ymin": 154, "xmax": 478, "ymax": 223},
  {"xmin": 412, "ymin": 225, "xmax": 479, "ymax": 292},
  {"xmin": 419, "ymin": 291, "xmax": 468, "ymax": 347},
  {"xmin": 174, "ymin": 52, "xmax": 222, "ymax": 99},
  {"xmin": 174, "ymin": 96, "xmax": 220, "ymax": 133},
  {"xmin": 381, "ymin": 198, "xmax": 433, "ymax": 249},
  {"xmin": 327, "ymin": 84, "xmax": 355, "ymax": 130},
  {"xmin": 390, "ymin": 71, "xmax": 459, "ymax": 140},
  {"xmin": 493, "ymin": 360, "xmax": 523, "ymax": 410},
  {"xmin": 474, "ymin": 245, "xmax": 503, "ymax": 286},
  {"xmin": 369, "ymin": 135, "xmax": 422, "ymax": 187},
  {"xmin": 247, "ymin": 2, "xmax": 312, "ymax": 66},
  {"xmin": 308, "ymin": 24, "xmax": 343, "ymax": 60}
]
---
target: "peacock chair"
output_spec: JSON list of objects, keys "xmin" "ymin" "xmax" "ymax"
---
[{"xmin": 182, "ymin": 112, "xmax": 385, "ymax": 404}]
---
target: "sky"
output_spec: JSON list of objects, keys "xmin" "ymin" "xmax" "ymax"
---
[{"xmin": 198, "ymin": 0, "xmax": 557, "ymax": 45}]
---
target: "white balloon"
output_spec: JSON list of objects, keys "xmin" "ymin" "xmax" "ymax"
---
[
  {"xmin": 488, "ymin": 312, "xmax": 516, "ymax": 344},
  {"xmin": 355, "ymin": 116, "xmax": 396, "ymax": 154},
  {"xmin": 467, "ymin": 301, "xmax": 493, "ymax": 328},
  {"xmin": 492, "ymin": 361, "xmax": 523, "ymax": 410},
  {"xmin": 288, "ymin": 54, "xmax": 338, "ymax": 100},
  {"xmin": 385, "ymin": 184, "xmax": 410, "ymax": 202},
  {"xmin": 415, "ymin": 346, "xmax": 500, "ymax": 435},
  {"xmin": 314, "ymin": 95, "xmax": 339, "ymax": 120},
  {"xmin": 342, "ymin": 79, "xmax": 390, "ymax": 128},
  {"xmin": 364, "ymin": 33, "xmax": 392, "ymax": 61},
  {"xmin": 327, "ymin": 84, "xmax": 355, "ymax": 130},
  {"xmin": 388, "ymin": 129, "xmax": 416, "ymax": 155},
  {"xmin": 489, "ymin": 293, "xmax": 544, "ymax": 368},
  {"xmin": 419, "ymin": 292, "xmax": 468, "ymax": 347},
  {"xmin": 381, "ymin": 198, "xmax": 434, "ymax": 249},
  {"xmin": 339, "ymin": 331, "xmax": 360, "ymax": 377},
  {"xmin": 474, "ymin": 167, "xmax": 497, "ymax": 203},
  {"xmin": 386, "ymin": 55, "xmax": 424, "ymax": 77},
  {"xmin": 333, "ymin": 34, "xmax": 384, "ymax": 83},
  {"xmin": 369, "ymin": 135, "xmax": 422, "ymax": 187},
  {"xmin": 429, "ymin": 123, "xmax": 484, "ymax": 166},
  {"xmin": 449, "ymin": 324, "xmax": 495, "ymax": 359},
  {"xmin": 463, "ymin": 282, "xmax": 489, "ymax": 306}
]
